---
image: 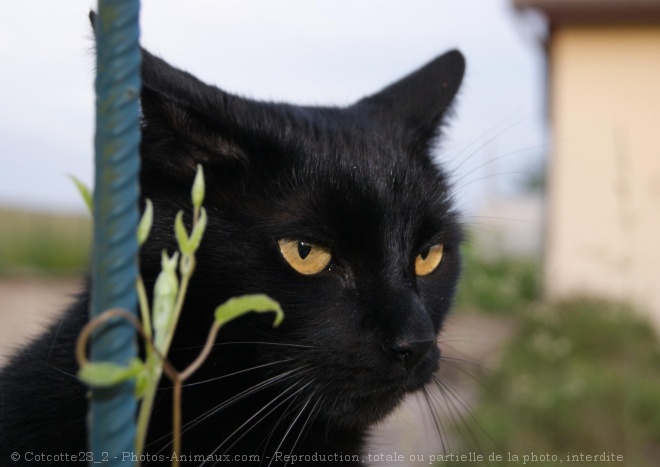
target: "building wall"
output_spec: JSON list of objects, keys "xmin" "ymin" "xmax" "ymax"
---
[{"xmin": 546, "ymin": 25, "xmax": 660, "ymax": 330}]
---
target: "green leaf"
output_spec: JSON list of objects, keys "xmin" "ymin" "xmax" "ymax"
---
[
  {"xmin": 192, "ymin": 164, "xmax": 205, "ymax": 210},
  {"xmin": 188, "ymin": 207, "xmax": 207, "ymax": 253},
  {"xmin": 214, "ymin": 294, "xmax": 283, "ymax": 328},
  {"xmin": 179, "ymin": 253, "xmax": 195, "ymax": 276},
  {"xmin": 134, "ymin": 369, "xmax": 149, "ymax": 399},
  {"xmin": 78, "ymin": 358, "xmax": 144, "ymax": 388},
  {"xmin": 174, "ymin": 210, "xmax": 192, "ymax": 254},
  {"xmin": 68, "ymin": 175, "xmax": 93, "ymax": 214},
  {"xmin": 137, "ymin": 199, "xmax": 154, "ymax": 246},
  {"xmin": 152, "ymin": 250, "xmax": 179, "ymax": 352}
]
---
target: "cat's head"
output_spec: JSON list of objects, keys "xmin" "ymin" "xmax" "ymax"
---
[{"xmin": 139, "ymin": 48, "xmax": 465, "ymax": 429}]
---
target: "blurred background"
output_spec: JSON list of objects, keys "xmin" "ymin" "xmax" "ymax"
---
[{"xmin": 0, "ymin": 0, "xmax": 658, "ymax": 466}]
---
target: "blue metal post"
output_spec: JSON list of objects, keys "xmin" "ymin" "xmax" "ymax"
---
[{"xmin": 91, "ymin": 0, "xmax": 141, "ymax": 464}]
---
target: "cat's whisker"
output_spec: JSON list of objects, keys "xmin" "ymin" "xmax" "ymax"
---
[
  {"xmin": 149, "ymin": 366, "xmax": 310, "ymax": 452},
  {"xmin": 169, "ymin": 341, "xmax": 315, "ymax": 353},
  {"xmin": 434, "ymin": 389, "xmax": 474, "ymax": 459},
  {"xmin": 45, "ymin": 317, "xmax": 66, "ymax": 365},
  {"xmin": 262, "ymin": 382, "xmax": 307, "ymax": 456},
  {"xmin": 280, "ymin": 393, "xmax": 324, "ymax": 467},
  {"xmin": 43, "ymin": 362, "xmax": 79, "ymax": 380},
  {"xmin": 222, "ymin": 341, "xmax": 314, "ymax": 348},
  {"xmin": 269, "ymin": 392, "xmax": 315, "ymax": 467},
  {"xmin": 412, "ymin": 392, "xmax": 431, "ymax": 451},
  {"xmin": 439, "ymin": 355, "xmax": 490, "ymax": 380},
  {"xmin": 288, "ymin": 381, "xmax": 329, "ymax": 456},
  {"xmin": 206, "ymin": 381, "xmax": 314, "ymax": 466},
  {"xmin": 413, "ymin": 391, "xmax": 434, "ymax": 453},
  {"xmin": 457, "ymin": 214, "xmax": 539, "ymax": 239},
  {"xmin": 460, "ymin": 214, "xmax": 541, "ymax": 224},
  {"xmin": 263, "ymin": 379, "xmax": 329, "ymax": 461},
  {"xmin": 180, "ymin": 358, "xmax": 294, "ymax": 388},
  {"xmin": 450, "ymin": 138, "xmax": 551, "ymax": 187},
  {"xmin": 453, "ymin": 171, "xmax": 528, "ymax": 193},
  {"xmin": 439, "ymin": 357, "xmax": 503, "ymax": 407},
  {"xmin": 420, "ymin": 386, "xmax": 451, "ymax": 454},
  {"xmin": 447, "ymin": 112, "xmax": 540, "ymax": 177},
  {"xmin": 444, "ymin": 106, "xmax": 526, "ymax": 167},
  {"xmin": 187, "ymin": 368, "xmax": 308, "ymax": 429},
  {"xmin": 428, "ymin": 380, "xmax": 474, "ymax": 455},
  {"xmin": 432, "ymin": 375, "xmax": 493, "ymax": 457},
  {"xmin": 323, "ymin": 387, "xmax": 345, "ymax": 437},
  {"xmin": 438, "ymin": 336, "xmax": 490, "ymax": 394},
  {"xmin": 205, "ymin": 386, "xmax": 307, "ymax": 466}
]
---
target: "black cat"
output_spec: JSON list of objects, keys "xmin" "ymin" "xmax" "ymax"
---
[{"xmin": 0, "ymin": 39, "xmax": 465, "ymax": 466}]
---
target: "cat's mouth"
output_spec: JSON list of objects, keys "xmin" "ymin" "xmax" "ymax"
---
[
  {"xmin": 294, "ymin": 344, "xmax": 440, "ymax": 428},
  {"xmin": 385, "ymin": 344, "xmax": 441, "ymax": 393}
]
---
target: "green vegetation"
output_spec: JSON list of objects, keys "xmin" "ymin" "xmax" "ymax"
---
[
  {"xmin": 75, "ymin": 167, "xmax": 283, "ymax": 464},
  {"xmin": 456, "ymin": 298, "xmax": 660, "ymax": 466},
  {"xmin": 0, "ymin": 207, "xmax": 91, "ymax": 275},
  {"xmin": 444, "ymin": 245, "xmax": 659, "ymax": 466},
  {"xmin": 455, "ymin": 243, "xmax": 541, "ymax": 313}
]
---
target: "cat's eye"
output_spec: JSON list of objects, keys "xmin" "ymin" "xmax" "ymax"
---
[
  {"xmin": 278, "ymin": 239, "xmax": 332, "ymax": 275},
  {"xmin": 415, "ymin": 244, "xmax": 443, "ymax": 276}
]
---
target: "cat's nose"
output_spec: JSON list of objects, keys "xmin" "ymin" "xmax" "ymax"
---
[{"xmin": 390, "ymin": 340, "xmax": 436, "ymax": 370}]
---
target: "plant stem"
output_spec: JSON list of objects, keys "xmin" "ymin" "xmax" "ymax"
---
[
  {"xmin": 162, "ymin": 263, "xmax": 193, "ymax": 354},
  {"xmin": 136, "ymin": 275, "xmax": 152, "ymax": 343},
  {"xmin": 134, "ymin": 274, "xmax": 154, "ymax": 458},
  {"xmin": 169, "ymin": 321, "xmax": 219, "ymax": 466},
  {"xmin": 76, "ymin": 309, "xmax": 144, "ymax": 368},
  {"xmin": 134, "ymin": 363, "xmax": 161, "ymax": 457},
  {"xmin": 135, "ymin": 247, "xmax": 195, "ymax": 461},
  {"xmin": 179, "ymin": 323, "xmax": 220, "ymax": 381},
  {"xmin": 172, "ymin": 378, "xmax": 183, "ymax": 467}
]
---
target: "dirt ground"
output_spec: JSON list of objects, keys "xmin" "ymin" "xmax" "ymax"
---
[
  {"xmin": 0, "ymin": 277, "xmax": 516, "ymax": 464},
  {"xmin": 0, "ymin": 277, "xmax": 82, "ymax": 366}
]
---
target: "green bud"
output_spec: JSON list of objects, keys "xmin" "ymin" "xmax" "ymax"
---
[
  {"xmin": 192, "ymin": 164, "xmax": 205, "ymax": 209},
  {"xmin": 214, "ymin": 294, "xmax": 283, "ymax": 329},
  {"xmin": 188, "ymin": 207, "xmax": 207, "ymax": 253},
  {"xmin": 152, "ymin": 250, "xmax": 180, "ymax": 352},
  {"xmin": 174, "ymin": 210, "xmax": 192, "ymax": 254},
  {"xmin": 137, "ymin": 199, "xmax": 153, "ymax": 247}
]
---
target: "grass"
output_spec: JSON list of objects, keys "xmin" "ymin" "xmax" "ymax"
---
[
  {"xmin": 0, "ymin": 207, "xmax": 91, "ymax": 275},
  {"xmin": 444, "ymin": 247, "xmax": 659, "ymax": 466},
  {"xmin": 445, "ymin": 299, "xmax": 660, "ymax": 466},
  {"xmin": 455, "ymin": 243, "xmax": 541, "ymax": 313}
]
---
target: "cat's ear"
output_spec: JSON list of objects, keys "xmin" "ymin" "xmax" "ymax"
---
[
  {"xmin": 139, "ymin": 49, "xmax": 254, "ymax": 178},
  {"xmin": 89, "ymin": 11, "xmax": 250, "ymax": 179},
  {"xmin": 354, "ymin": 50, "xmax": 465, "ymax": 146}
]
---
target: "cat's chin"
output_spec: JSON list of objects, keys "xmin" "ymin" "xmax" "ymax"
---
[
  {"xmin": 392, "ymin": 345, "xmax": 440, "ymax": 393},
  {"xmin": 315, "ymin": 347, "xmax": 440, "ymax": 430}
]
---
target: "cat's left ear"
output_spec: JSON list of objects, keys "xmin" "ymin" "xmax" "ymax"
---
[
  {"xmin": 89, "ymin": 11, "xmax": 250, "ymax": 180},
  {"xmin": 354, "ymin": 50, "xmax": 465, "ymax": 145}
]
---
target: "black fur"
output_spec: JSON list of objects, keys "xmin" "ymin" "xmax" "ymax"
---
[{"xmin": 0, "ymin": 39, "xmax": 465, "ymax": 466}]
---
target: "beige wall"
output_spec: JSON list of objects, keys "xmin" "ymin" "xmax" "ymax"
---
[{"xmin": 546, "ymin": 25, "xmax": 660, "ymax": 331}]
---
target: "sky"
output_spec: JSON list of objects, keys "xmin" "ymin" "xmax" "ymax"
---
[{"xmin": 0, "ymin": 0, "xmax": 546, "ymax": 214}]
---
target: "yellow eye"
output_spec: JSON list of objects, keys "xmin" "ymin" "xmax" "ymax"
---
[
  {"xmin": 415, "ymin": 244, "xmax": 443, "ymax": 276},
  {"xmin": 278, "ymin": 239, "xmax": 332, "ymax": 275}
]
